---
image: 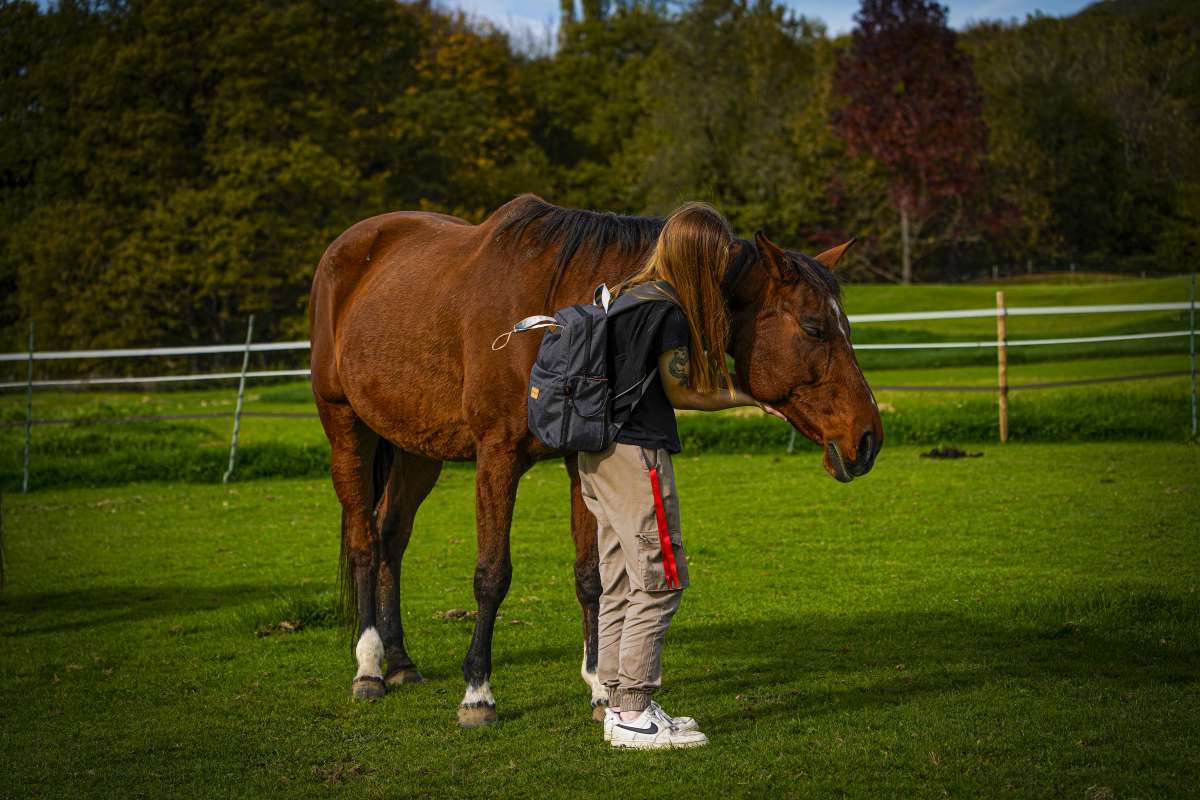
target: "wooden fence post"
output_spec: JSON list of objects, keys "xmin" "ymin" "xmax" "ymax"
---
[
  {"xmin": 223, "ymin": 315, "xmax": 255, "ymax": 484},
  {"xmin": 996, "ymin": 291, "xmax": 1009, "ymax": 443},
  {"xmin": 22, "ymin": 321, "xmax": 34, "ymax": 493}
]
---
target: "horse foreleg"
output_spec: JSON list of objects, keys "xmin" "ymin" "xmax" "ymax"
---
[
  {"xmin": 566, "ymin": 454, "xmax": 607, "ymax": 721},
  {"xmin": 458, "ymin": 443, "xmax": 528, "ymax": 727},
  {"xmin": 376, "ymin": 451, "xmax": 442, "ymax": 688}
]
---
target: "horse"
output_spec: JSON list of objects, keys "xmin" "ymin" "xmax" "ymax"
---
[{"xmin": 308, "ymin": 194, "xmax": 882, "ymax": 727}]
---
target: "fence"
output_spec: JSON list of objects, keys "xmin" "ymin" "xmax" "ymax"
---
[{"xmin": 4, "ymin": 286, "xmax": 1198, "ymax": 490}]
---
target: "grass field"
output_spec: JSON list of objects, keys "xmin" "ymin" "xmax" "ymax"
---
[{"xmin": 2, "ymin": 444, "xmax": 1198, "ymax": 798}]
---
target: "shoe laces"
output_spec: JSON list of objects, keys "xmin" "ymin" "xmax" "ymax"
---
[{"xmin": 646, "ymin": 702, "xmax": 677, "ymax": 729}]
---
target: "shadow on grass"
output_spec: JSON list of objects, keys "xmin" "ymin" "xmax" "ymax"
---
[
  {"xmin": 4, "ymin": 580, "xmax": 1197, "ymax": 733},
  {"xmin": 0, "ymin": 583, "xmax": 317, "ymax": 636},
  {"xmin": 661, "ymin": 597, "xmax": 1199, "ymax": 730},
  {"xmin": 476, "ymin": 588, "xmax": 1200, "ymax": 730}
]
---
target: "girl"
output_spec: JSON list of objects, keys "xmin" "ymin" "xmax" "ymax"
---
[{"xmin": 579, "ymin": 202, "xmax": 784, "ymax": 749}]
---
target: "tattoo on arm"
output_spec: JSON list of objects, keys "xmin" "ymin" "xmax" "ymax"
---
[{"xmin": 668, "ymin": 347, "xmax": 690, "ymax": 382}]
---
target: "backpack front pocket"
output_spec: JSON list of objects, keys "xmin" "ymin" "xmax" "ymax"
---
[
  {"xmin": 527, "ymin": 362, "xmax": 566, "ymax": 449},
  {"xmin": 562, "ymin": 374, "xmax": 609, "ymax": 451}
]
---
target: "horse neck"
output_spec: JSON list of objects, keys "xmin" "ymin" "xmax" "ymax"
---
[
  {"xmin": 724, "ymin": 256, "xmax": 769, "ymax": 359},
  {"xmin": 546, "ymin": 251, "xmax": 651, "ymax": 310}
]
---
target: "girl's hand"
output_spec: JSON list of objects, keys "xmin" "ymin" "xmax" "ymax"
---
[{"xmin": 759, "ymin": 402, "xmax": 788, "ymax": 422}]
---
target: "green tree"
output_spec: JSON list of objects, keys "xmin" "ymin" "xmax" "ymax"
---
[
  {"xmin": 621, "ymin": 0, "xmax": 835, "ymax": 241},
  {"xmin": 966, "ymin": 13, "xmax": 1198, "ymax": 271},
  {"xmin": 2, "ymin": 0, "xmax": 546, "ymax": 352},
  {"xmin": 527, "ymin": 0, "xmax": 667, "ymax": 210}
]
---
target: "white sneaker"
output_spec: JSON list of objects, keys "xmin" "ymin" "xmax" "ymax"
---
[
  {"xmin": 603, "ymin": 702, "xmax": 699, "ymax": 742},
  {"xmin": 648, "ymin": 700, "xmax": 699, "ymax": 733},
  {"xmin": 610, "ymin": 707, "xmax": 708, "ymax": 749}
]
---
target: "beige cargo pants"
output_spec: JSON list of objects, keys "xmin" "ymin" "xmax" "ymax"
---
[{"xmin": 578, "ymin": 442, "xmax": 689, "ymax": 712}]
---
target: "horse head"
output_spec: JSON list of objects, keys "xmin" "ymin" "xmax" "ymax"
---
[{"xmin": 725, "ymin": 232, "xmax": 882, "ymax": 482}]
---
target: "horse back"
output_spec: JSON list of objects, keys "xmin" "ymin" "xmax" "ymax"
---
[
  {"xmin": 309, "ymin": 205, "xmax": 556, "ymax": 459},
  {"xmin": 310, "ymin": 211, "xmax": 471, "ymax": 398}
]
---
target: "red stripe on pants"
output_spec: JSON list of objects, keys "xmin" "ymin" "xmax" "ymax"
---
[{"xmin": 647, "ymin": 466, "xmax": 681, "ymax": 590}]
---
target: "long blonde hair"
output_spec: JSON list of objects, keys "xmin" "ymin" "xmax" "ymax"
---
[{"xmin": 618, "ymin": 202, "xmax": 733, "ymax": 394}]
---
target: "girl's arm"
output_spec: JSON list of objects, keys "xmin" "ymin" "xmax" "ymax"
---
[{"xmin": 658, "ymin": 346, "xmax": 787, "ymax": 419}]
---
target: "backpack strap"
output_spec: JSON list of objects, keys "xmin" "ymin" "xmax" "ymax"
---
[
  {"xmin": 603, "ymin": 280, "xmax": 680, "ymax": 317},
  {"xmin": 610, "ymin": 370, "xmax": 661, "ymax": 438},
  {"xmin": 593, "ymin": 284, "xmax": 613, "ymax": 312},
  {"xmin": 602, "ymin": 280, "xmax": 684, "ymax": 436},
  {"xmin": 612, "ymin": 369, "xmax": 658, "ymax": 402}
]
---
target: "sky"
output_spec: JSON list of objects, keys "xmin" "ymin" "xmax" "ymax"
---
[{"xmin": 449, "ymin": 0, "xmax": 1097, "ymax": 46}]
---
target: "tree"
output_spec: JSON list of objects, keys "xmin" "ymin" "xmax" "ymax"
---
[
  {"xmin": 1, "ymin": 0, "xmax": 545, "ymax": 353},
  {"xmin": 621, "ymin": 0, "xmax": 833, "ymax": 239},
  {"xmin": 833, "ymin": 0, "xmax": 988, "ymax": 282},
  {"xmin": 527, "ymin": 0, "xmax": 667, "ymax": 210},
  {"xmin": 965, "ymin": 14, "xmax": 1198, "ymax": 271}
]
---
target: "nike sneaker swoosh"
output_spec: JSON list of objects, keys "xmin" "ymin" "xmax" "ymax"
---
[{"xmin": 615, "ymin": 721, "xmax": 659, "ymax": 735}]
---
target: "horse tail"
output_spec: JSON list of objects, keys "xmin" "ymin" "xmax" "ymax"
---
[{"xmin": 337, "ymin": 438, "xmax": 395, "ymax": 635}]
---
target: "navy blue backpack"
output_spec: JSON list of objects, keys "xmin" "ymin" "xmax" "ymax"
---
[{"xmin": 492, "ymin": 281, "xmax": 679, "ymax": 452}]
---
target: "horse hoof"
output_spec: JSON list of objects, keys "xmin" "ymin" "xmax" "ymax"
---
[
  {"xmin": 385, "ymin": 667, "xmax": 425, "ymax": 687},
  {"xmin": 591, "ymin": 702, "xmax": 609, "ymax": 722},
  {"xmin": 457, "ymin": 703, "xmax": 498, "ymax": 728},
  {"xmin": 351, "ymin": 676, "xmax": 385, "ymax": 700}
]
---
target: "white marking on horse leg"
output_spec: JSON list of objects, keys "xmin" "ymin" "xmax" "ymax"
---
[
  {"xmin": 354, "ymin": 626, "xmax": 384, "ymax": 680},
  {"xmin": 580, "ymin": 644, "xmax": 609, "ymax": 706},
  {"xmin": 460, "ymin": 680, "xmax": 495, "ymax": 707}
]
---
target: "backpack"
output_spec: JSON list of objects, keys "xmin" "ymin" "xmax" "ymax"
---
[{"xmin": 492, "ymin": 281, "xmax": 680, "ymax": 452}]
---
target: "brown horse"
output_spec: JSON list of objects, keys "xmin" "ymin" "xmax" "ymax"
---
[{"xmin": 309, "ymin": 194, "xmax": 882, "ymax": 727}]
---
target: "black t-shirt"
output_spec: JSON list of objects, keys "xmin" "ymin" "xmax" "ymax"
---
[{"xmin": 609, "ymin": 301, "xmax": 691, "ymax": 453}]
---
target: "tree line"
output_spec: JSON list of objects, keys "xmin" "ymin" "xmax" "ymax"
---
[{"xmin": 1, "ymin": 0, "xmax": 1197, "ymax": 352}]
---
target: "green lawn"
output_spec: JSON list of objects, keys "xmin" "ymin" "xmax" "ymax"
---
[
  {"xmin": 2, "ymin": 444, "xmax": 1198, "ymax": 798},
  {"xmin": 843, "ymin": 274, "xmax": 1191, "ymax": 320}
]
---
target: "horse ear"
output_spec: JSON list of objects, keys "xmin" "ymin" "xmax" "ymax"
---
[
  {"xmin": 754, "ymin": 230, "xmax": 793, "ymax": 283},
  {"xmin": 813, "ymin": 238, "xmax": 856, "ymax": 270}
]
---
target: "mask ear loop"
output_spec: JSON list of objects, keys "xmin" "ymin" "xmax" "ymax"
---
[{"xmin": 491, "ymin": 316, "xmax": 562, "ymax": 351}]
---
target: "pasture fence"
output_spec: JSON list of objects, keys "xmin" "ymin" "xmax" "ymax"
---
[
  {"xmin": 997, "ymin": 292, "xmax": 1009, "ymax": 444},
  {"xmin": 4, "ymin": 291, "xmax": 1198, "ymax": 491},
  {"xmin": 223, "ymin": 314, "xmax": 255, "ymax": 484}
]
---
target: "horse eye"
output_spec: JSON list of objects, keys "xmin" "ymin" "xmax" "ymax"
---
[{"xmin": 802, "ymin": 325, "xmax": 825, "ymax": 341}]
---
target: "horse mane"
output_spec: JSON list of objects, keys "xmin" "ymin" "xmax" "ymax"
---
[
  {"xmin": 727, "ymin": 240, "xmax": 842, "ymax": 300},
  {"xmin": 495, "ymin": 195, "xmax": 664, "ymax": 310},
  {"xmin": 494, "ymin": 194, "xmax": 839, "ymax": 308}
]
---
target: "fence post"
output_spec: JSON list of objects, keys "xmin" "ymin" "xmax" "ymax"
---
[
  {"xmin": 787, "ymin": 428, "xmax": 797, "ymax": 454},
  {"xmin": 996, "ymin": 291, "xmax": 1009, "ymax": 443},
  {"xmin": 223, "ymin": 315, "xmax": 255, "ymax": 484},
  {"xmin": 22, "ymin": 321, "xmax": 34, "ymax": 493},
  {"xmin": 1190, "ymin": 272, "xmax": 1196, "ymax": 438}
]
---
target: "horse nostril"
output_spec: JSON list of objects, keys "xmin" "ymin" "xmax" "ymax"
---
[{"xmin": 858, "ymin": 431, "xmax": 874, "ymax": 463}]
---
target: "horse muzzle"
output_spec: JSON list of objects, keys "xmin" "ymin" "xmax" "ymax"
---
[{"xmin": 824, "ymin": 429, "xmax": 880, "ymax": 483}]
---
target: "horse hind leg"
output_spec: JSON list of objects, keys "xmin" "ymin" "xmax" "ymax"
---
[
  {"xmin": 375, "ymin": 450, "xmax": 442, "ymax": 687},
  {"xmin": 319, "ymin": 402, "xmax": 388, "ymax": 700},
  {"xmin": 567, "ymin": 454, "xmax": 608, "ymax": 721}
]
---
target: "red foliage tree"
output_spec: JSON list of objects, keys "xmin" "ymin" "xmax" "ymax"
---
[{"xmin": 834, "ymin": 0, "xmax": 988, "ymax": 282}]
